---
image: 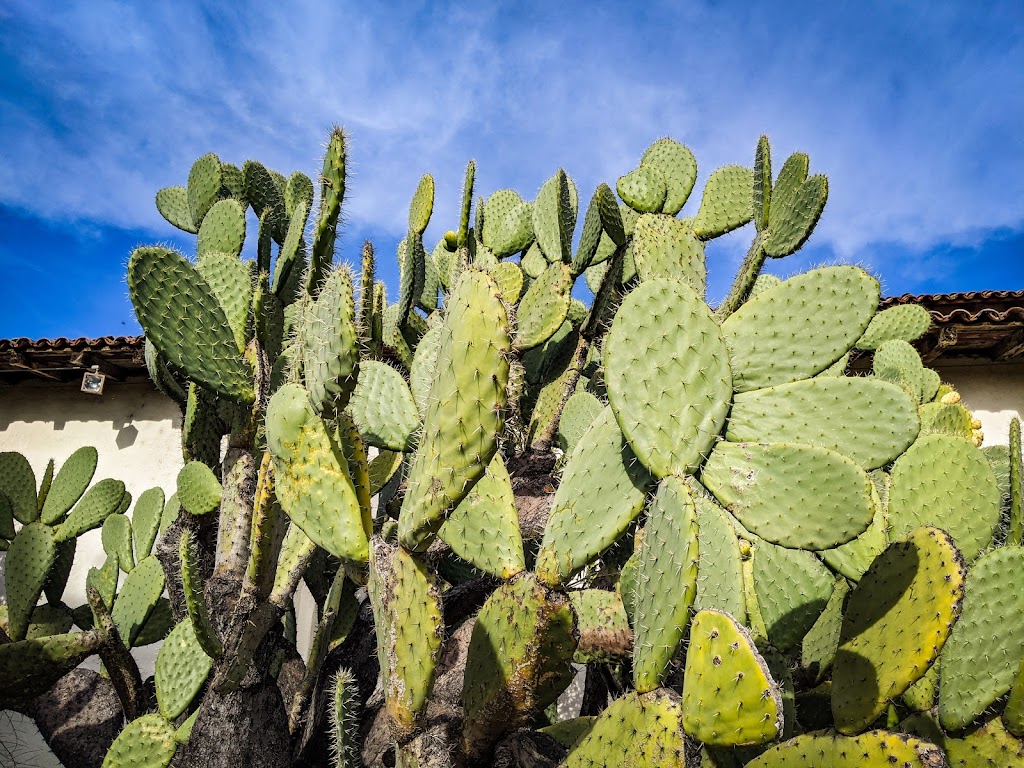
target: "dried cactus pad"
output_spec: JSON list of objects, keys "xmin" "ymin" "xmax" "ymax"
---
[
  {"xmin": 832, "ymin": 527, "xmax": 965, "ymax": 734},
  {"xmin": 682, "ymin": 609, "xmax": 782, "ymax": 747},
  {"xmin": 604, "ymin": 278, "xmax": 731, "ymax": 479}
]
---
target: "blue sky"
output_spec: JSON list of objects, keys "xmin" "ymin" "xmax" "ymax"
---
[{"xmin": 0, "ymin": 1, "xmax": 1021, "ymax": 339}]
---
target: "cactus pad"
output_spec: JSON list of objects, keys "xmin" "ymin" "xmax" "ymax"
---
[
  {"xmin": 536, "ymin": 407, "xmax": 653, "ymax": 587},
  {"xmin": 533, "ymin": 170, "xmax": 577, "ymax": 263},
  {"xmin": 155, "ymin": 618, "xmax": 214, "ymax": 719},
  {"xmin": 801, "ymin": 577, "xmax": 850, "ymax": 682},
  {"xmin": 763, "ymin": 164, "xmax": 828, "ymax": 259},
  {"xmin": 101, "ymin": 713, "xmax": 177, "ymax": 768},
  {"xmin": 266, "ymin": 384, "xmax": 367, "ymax": 563},
  {"xmin": 562, "ymin": 689, "xmax": 685, "ymax": 767},
  {"xmin": 482, "ymin": 189, "xmax": 534, "ymax": 257},
  {"xmin": 155, "ymin": 185, "xmax": 197, "ymax": 233},
  {"xmin": 102, "ymin": 513, "xmax": 135, "ymax": 572},
  {"xmin": 0, "ymin": 452, "xmax": 37, "ymax": 524},
  {"xmin": 617, "ymin": 165, "xmax": 668, "ymax": 213},
  {"xmin": 682, "ymin": 609, "xmax": 783, "ymax": 746},
  {"xmin": 888, "ymin": 433, "xmax": 1000, "ymax": 561},
  {"xmin": 197, "ymin": 198, "xmax": 246, "ymax": 259},
  {"xmin": 751, "ymin": 537, "xmax": 834, "ymax": 651},
  {"xmin": 641, "ymin": 138, "xmax": 698, "ymax": 215},
  {"xmin": 632, "ymin": 475, "xmax": 699, "ymax": 692},
  {"xmin": 631, "ymin": 213, "xmax": 706, "ymax": 290},
  {"xmin": 176, "ymin": 461, "xmax": 222, "ymax": 516},
  {"xmin": 726, "ymin": 377, "xmax": 920, "ymax": 470},
  {"xmin": 368, "ymin": 538, "xmax": 443, "ymax": 736},
  {"xmin": 604, "ymin": 278, "xmax": 731, "ymax": 479},
  {"xmin": 40, "ymin": 446, "xmax": 98, "ymax": 525},
  {"xmin": 398, "ymin": 269, "xmax": 510, "ymax": 551},
  {"xmin": 0, "ymin": 629, "xmax": 105, "ymax": 708},
  {"xmin": 112, "ymin": 555, "xmax": 165, "ymax": 648},
  {"xmin": 347, "ymin": 360, "xmax": 419, "ymax": 452},
  {"xmin": 570, "ymin": 589, "xmax": 631, "ymax": 663},
  {"xmin": 692, "ymin": 491, "xmax": 746, "ymax": 620},
  {"xmin": 857, "ymin": 304, "xmax": 932, "ymax": 349},
  {"xmin": 558, "ymin": 391, "xmax": 603, "ymax": 457},
  {"xmin": 131, "ymin": 487, "xmax": 164, "ymax": 561},
  {"xmin": 939, "ymin": 545, "xmax": 1024, "ymax": 731},
  {"xmin": 745, "ymin": 731, "xmax": 945, "ymax": 768},
  {"xmin": 438, "ymin": 453, "xmax": 525, "ymax": 579},
  {"xmin": 701, "ymin": 441, "xmax": 873, "ymax": 550},
  {"xmin": 515, "ymin": 263, "xmax": 572, "ymax": 350},
  {"xmin": 832, "ymin": 527, "xmax": 965, "ymax": 734},
  {"xmin": 722, "ymin": 266, "xmax": 879, "ymax": 393},
  {"xmin": 128, "ymin": 246, "xmax": 254, "ymax": 402},
  {"xmin": 691, "ymin": 165, "xmax": 754, "ymax": 239},
  {"xmin": 461, "ymin": 574, "xmax": 576, "ymax": 758},
  {"xmin": 5, "ymin": 521, "xmax": 57, "ymax": 641}
]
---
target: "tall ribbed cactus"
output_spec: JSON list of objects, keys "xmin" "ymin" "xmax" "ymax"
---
[{"xmin": 3, "ymin": 129, "xmax": 1019, "ymax": 768}]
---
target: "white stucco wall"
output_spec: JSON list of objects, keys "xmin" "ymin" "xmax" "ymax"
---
[{"xmin": 935, "ymin": 361, "xmax": 1024, "ymax": 446}]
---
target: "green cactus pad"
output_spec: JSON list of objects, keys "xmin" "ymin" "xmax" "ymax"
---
[
  {"xmin": 0, "ymin": 629, "xmax": 105, "ymax": 708},
  {"xmin": 539, "ymin": 717, "xmax": 597, "ymax": 750},
  {"xmin": 558, "ymin": 391, "xmax": 603, "ymax": 457},
  {"xmin": 727, "ymin": 377, "xmax": 919, "ymax": 470},
  {"xmin": 187, "ymin": 152, "xmax": 222, "ymax": 226},
  {"xmin": 701, "ymin": 441, "xmax": 873, "ymax": 550},
  {"xmin": 88, "ymin": 554, "xmax": 119, "ymax": 612},
  {"xmin": 832, "ymin": 527, "xmax": 966, "ymax": 734},
  {"xmin": 533, "ymin": 170, "xmax": 577, "ymax": 263},
  {"xmin": 409, "ymin": 323, "xmax": 443, "ymax": 417},
  {"xmin": 745, "ymin": 730, "xmax": 945, "ymax": 768},
  {"xmin": 367, "ymin": 450, "xmax": 403, "ymax": 497},
  {"xmin": 939, "ymin": 546, "xmax": 1024, "ymax": 731},
  {"xmin": 721, "ymin": 266, "xmax": 880, "ymax": 393},
  {"xmin": 641, "ymin": 138, "xmax": 698, "ymax": 215},
  {"xmin": 682, "ymin": 609, "xmax": 783, "ymax": 746},
  {"xmin": 490, "ymin": 260, "xmax": 525, "ymax": 304},
  {"xmin": 43, "ymin": 538, "xmax": 76, "ymax": 605},
  {"xmin": 407, "ymin": 173, "xmax": 434, "ymax": 235},
  {"xmin": 763, "ymin": 167, "xmax": 828, "ymax": 259},
  {"xmin": 752, "ymin": 135, "xmax": 772, "ymax": 232},
  {"xmin": 515, "ymin": 263, "xmax": 572, "ymax": 350},
  {"xmin": 630, "ymin": 213, "xmax": 706, "ymax": 290},
  {"xmin": 918, "ymin": 401, "xmax": 974, "ymax": 439},
  {"xmin": 570, "ymin": 589, "xmax": 631, "ymax": 663},
  {"xmin": 128, "ymin": 246, "xmax": 254, "ymax": 402},
  {"xmin": 347, "ymin": 360, "xmax": 419, "ymax": 452},
  {"xmin": 562, "ymin": 689, "xmax": 686, "ymax": 768},
  {"xmin": 570, "ymin": 188, "xmax": 604, "ymax": 277},
  {"xmin": 483, "ymin": 189, "xmax": 534, "ymax": 257},
  {"xmin": 692, "ymin": 491, "xmax": 746, "ymax": 621},
  {"xmin": 398, "ymin": 269, "xmax": 510, "ymax": 551},
  {"xmin": 155, "ymin": 619, "xmax": 214, "ymax": 721},
  {"xmin": 604, "ymin": 278, "xmax": 731, "ymax": 479},
  {"xmin": 752, "ymin": 537, "xmax": 834, "ymax": 651},
  {"xmin": 159, "ymin": 493, "xmax": 180, "ymax": 535},
  {"xmin": 102, "ymin": 513, "xmax": 135, "ymax": 572},
  {"xmin": 888, "ymin": 433, "xmax": 1000, "ymax": 562},
  {"xmin": 749, "ymin": 273, "xmax": 781, "ymax": 299},
  {"xmin": 396, "ymin": 234, "xmax": 425, "ymax": 326},
  {"xmin": 368, "ymin": 538, "xmax": 443, "ymax": 736},
  {"xmin": 632, "ymin": 476, "xmax": 699, "ymax": 692},
  {"xmin": 902, "ymin": 660, "xmax": 940, "ymax": 712},
  {"xmin": 302, "ymin": 268, "xmax": 360, "ymax": 418},
  {"xmin": 461, "ymin": 574, "xmax": 576, "ymax": 758},
  {"xmin": 801, "ymin": 576, "xmax": 851, "ymax": 682},
  {"xmin": 594, "ymin": 182, "xmax": 626, "ymax": 247},
  {"xmin": 0, "ymin": 452, "xmax": 37, "ymax": 524},
  {"xmin": 112, "ymin": 555, "xmax": 165, "ymax": 648},
  {"xmin": 439, "ymin": 453, "xmax": 525, "ymax": 579},
  {"xmin": 691, "ymin": 165, "xmax": 754, "ymax": 239},
  {"xmin": 101, "ymin": 712, "xmax": 177, "ymax": 768},
  {"xmin": 856, "ymin": 304, "xmax": 933, "ymax": 350},
  {"xmin": 921, "ymin": 368, "xmax": 942, "ymax": 403},
  {"xmin": 54, "ymin": 479, "xmax": 124, "ymax": 544},
  {"xmin": 221, "ymin": 161, "xmax": 246, "ymax": 201},
  {"xmin": 617, "ymin": 165, "xmax": 668, "ymax": 214},
  {"xmin": 0, "ymin": 493, "xmax": 13, "ymax": 540},
  {"xmin": 244, "ymin": 160, "xmax": 287, "ymax": 242},
  {"xmin": 5, "ymin": 521, "xmax": 57, "ymax": 641},
  {"xmin": 176, "ymin": 461, "xmax": 222, "ymax": 516},
  {"xmin": 131, "ymin": 487, "xmax": 164, "ymax": 561},
  {"xmin": 819, "ymin": 480, "xmax": 889, "ymax": 582},
  {"xmin": 266, "ymin": 384, "xmax": 367, "ymax": 563},
  {"xmin": 134, "ymin": 598, "xmax": 174, "ymax": 646},
  {"xmin": 197, "ymin": 198, "xmax": 246, "ymax": 259},
  {"xmin": 521, "ymin": 241, "xmax": 547, "ymax": 278},
  {"xmin": 40, "ymin": 445, "xmax": 97, "ymax": 525},
  {"xmin": 155, "ymin": 186, "xmax": 198, "ymax": 233},
  {"xmin": 196, "ymin": 250, "xmax": 253, "ymax": 353},
  {"xmin": 536, "ymin": 407, "xmax": 653, "ymax": 587}
]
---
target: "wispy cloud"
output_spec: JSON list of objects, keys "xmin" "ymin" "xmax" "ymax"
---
[{"xmin": 0, "ymin": 0, "xmax": 1021, "ymax": 321}]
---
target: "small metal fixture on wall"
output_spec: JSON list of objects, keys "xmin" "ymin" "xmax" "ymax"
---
[{"xmin": 81, "ymin": 365, "xmax": 105, "ymax": 395}]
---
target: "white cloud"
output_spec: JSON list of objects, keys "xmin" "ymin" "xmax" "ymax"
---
[{"xmin": 1, "ymin": 0, "xmax": 1021, "ymax": 269}]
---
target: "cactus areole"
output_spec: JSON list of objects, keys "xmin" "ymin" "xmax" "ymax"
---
[{"xmin": 1, "ymin": 128, "xmax": 1012, "ymax": 768}]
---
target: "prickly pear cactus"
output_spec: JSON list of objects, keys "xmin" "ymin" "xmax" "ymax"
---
[{"xmin": 6, "ymin": 128, "xmax": 1019, "ymax": 768}]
